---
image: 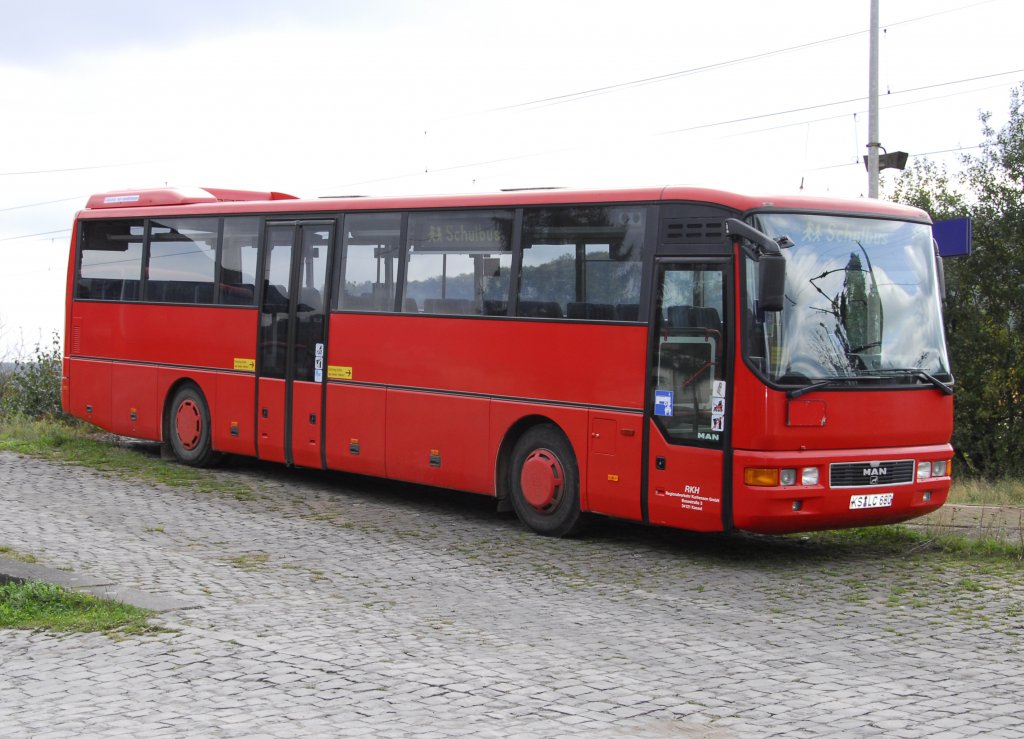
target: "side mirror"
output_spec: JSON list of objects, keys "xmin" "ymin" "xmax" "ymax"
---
[{"xmin": 758, "ymin": 253, "xmax": 786, "ymax": 312}]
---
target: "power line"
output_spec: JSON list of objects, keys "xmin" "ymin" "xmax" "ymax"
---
[
  {"xmin": 488, "ymin": 0, "xmax": 998, "ymax": 112},
  {"xmin": 488, "ymin": 30, "xmax": 866, "ymax": 112},
  {"xmin": 327, "ymin": 69, "xmax": 1021, "ymax": 191},
  {"xmin": 724, "ymin": 80, "xmax": 1016, "ymax": 139},
  {"xmin": 0, "ymin": 227, "xmax": 71, "ymax": 241},
  {"xmin": 0, "ymin": 195, "xmax": 88, "ymax": 214},
  {"xmin": 0, "ymin": 162, "xmax": 144, "ymax": 178},
  {"xmin": 658, "ymin": 68, "xmax": 1024, "ymax": 136}
]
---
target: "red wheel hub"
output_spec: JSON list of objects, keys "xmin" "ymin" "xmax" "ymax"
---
[
  {"xmin": 520, "ymin": 449, "xmax": 564, "ymax": 511},
  {"xmin": 175, "ymin": 399, "xmax": 202, "ymax": 451}
]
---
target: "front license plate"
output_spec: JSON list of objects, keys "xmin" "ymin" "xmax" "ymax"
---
[{"xmin": 849, "ymin": 493, "xmax": 894, "ymax": 510}]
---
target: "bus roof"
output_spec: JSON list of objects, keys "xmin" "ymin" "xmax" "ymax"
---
[{"xmin": 78, "ymin": 185, "xmax": 931, "ymax": 222}]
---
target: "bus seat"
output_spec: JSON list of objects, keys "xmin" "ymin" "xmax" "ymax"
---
[
  {"xmin": 218, "ymin": 283, "xmax": 254, "ymax": 305},
  {"xmin": 667, "ymin": 305, "xmax": 721, "ymax": 333},
  {"xmin": 343, "ymin": 293, "xmax": 375, "ymax": 310},
  {"xmin": 518, "ymin": 300, "xmax": 563, "ymax": 318},
  {"xmin": 164, "ymin": 282, "xmax": 194, "ymax": 303},
  {"xmin": 568, "ymin": 302, "xmax": 614, "ymax": 320},
  {"xmin": 262, "ymin": 283, "xmax": 289, "ymax": 312},
  {"xmin": 120, "ymin": 280, "xmax": 140, "ymax": 301},
  {"xmin": 424, "ymin": 297, "xmax": 474, "ymax": 315},
  {"xmin": 615, "ymin": 303, "xmax": 640, "ymax": 321},
  {"xmin": 483, "ymin": 299, "xmax": 508, "ymax": 316}
]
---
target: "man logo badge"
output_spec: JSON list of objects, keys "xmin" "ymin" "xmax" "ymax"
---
[{"xmin": 863, "ymin": 466, "xmax": 887, "ymax": 485}]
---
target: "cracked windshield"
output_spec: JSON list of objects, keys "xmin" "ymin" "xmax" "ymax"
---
[{"xmin": 748, "ymin": 214, "xmax": 950, "ymax": 384}]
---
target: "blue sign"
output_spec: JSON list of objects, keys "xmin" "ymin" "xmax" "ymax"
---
[
  {"xmin": 933, "ymin": 217, "xmax": 972, "ymax": 257},
  {"xmin": 654, "ymin": 390, "xmax": 674, "ymax": 417}
]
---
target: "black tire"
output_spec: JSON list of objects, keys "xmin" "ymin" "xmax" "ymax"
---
[
  {"xmin": 166, "ymin": 384, "xmax": 219, "ymax": 467},
  {"xmin": 509, "ymin": 424, "xmax": 583, "ymax": 537}
]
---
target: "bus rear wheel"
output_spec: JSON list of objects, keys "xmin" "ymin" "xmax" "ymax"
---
[
  {"xmin": 509, "ymin": 424, "xmax": 583, "ymax": 537},
  {"xmin": 167, "ymin": 384, "xmax": 219, "ymax": 468}
]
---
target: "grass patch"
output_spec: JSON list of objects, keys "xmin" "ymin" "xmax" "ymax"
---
[
  {"xmin": 0, "ymin": 580, "xmax": 159, "ymax": 635},
  {"xmin": 0, "ymin": 416, "xmax": 257, "ymax": 499},
  {"xmin": 948, "ymin": 477, "xmax": 1024, "ymax": 507},
  {"xmin": 0, "ymin": 546, "xmax": 38, "ymax": 564},
  {"xmin": 797, "ymin": 524, "xmax": 1023, "ymax": 560},
  {"xmin": 225, "ymin": 552, "xmax": 270, "ymax": 571}
]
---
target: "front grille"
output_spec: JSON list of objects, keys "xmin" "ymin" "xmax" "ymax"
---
[{"xmin": 830, "ymin": 459, "xmax": 915, "ymax": 488}]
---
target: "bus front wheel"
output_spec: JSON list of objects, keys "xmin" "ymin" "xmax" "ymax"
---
[
  {"xmin": 167, "ymin": 384, "xmax": 219, "ymax": 468},
  {"xmin": 510, "ymin": 425, "xmax": 583, "ymax": 537}
]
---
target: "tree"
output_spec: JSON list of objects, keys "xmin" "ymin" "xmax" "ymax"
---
[{"xmin": 888, "ymin": 84, "xmax": 1024, "ymax": 477}]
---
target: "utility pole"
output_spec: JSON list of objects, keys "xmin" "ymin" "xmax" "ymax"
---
[{"xmin": 867, "ymin": 0, "xmax": 880, "ymax": 198}]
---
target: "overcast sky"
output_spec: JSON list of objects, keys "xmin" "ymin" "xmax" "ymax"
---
[{"xmin": 1, "ymin": 0, "xmax": 1021, "ymax": 354}]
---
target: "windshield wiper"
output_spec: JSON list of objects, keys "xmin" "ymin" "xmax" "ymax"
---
[
  {"xmin": 785, "ymin": 369, "xmax": 954, "ymax": 398},
  {"xmin": 870, "ymin": 368, "xmax": 955, "ymax": 395},
  {"xmin": 786, "ymin": 379, "xmax": 854, "ymax": 399}
]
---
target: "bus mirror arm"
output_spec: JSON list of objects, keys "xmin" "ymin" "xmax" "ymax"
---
[
  {"xmin": 725, "ymin": 219, "xmax": 787, "ymax": 312},
  {"xmin": 725, "ymin": 218, "xmax": 781, "ymax": 256}
]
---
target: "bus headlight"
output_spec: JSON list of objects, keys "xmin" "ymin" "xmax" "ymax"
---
[
  {"xmin": 744, "ymin": 466, "xmax": 820, "ymax": 487},
  {"xmin": 917, "ymin": 461, "xmax": 932, "ymax": 481},
  {"xmin": 801, "ymin": 467, "xmax": 819, "ymax": 486}
]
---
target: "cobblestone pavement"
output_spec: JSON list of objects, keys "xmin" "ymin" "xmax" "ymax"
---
[{"xmin": 1, "ymin": 449, "xmax": 1022, "ymax": 738}]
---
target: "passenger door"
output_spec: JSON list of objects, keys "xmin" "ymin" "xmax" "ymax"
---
[
  {"xmin": 256, "ymin": 221, "xmax": 333, "ymax": 468},
  {"xmin": 646, "ymin": 259, "xmax": 730, "ymax": 531}
]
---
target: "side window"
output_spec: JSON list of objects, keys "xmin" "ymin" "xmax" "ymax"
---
[
  {"xmin": 518, "ymin": 206, "xmax": 644, "ymax": 320},
  {"xmin": 219, "ymin": 217, "xmax": 259, "ymax": 306},
  {"xmin": 334, "ymin": 213, "xmax": 401, "ymax": 312},
  {"xmin": 77, "ymin": 220, "xmax": 145, "ymax": 301},
  {"xmin": 652, "ymin": 263, "xmax": 726, "ymax": 447},
  {"xmin": 146, "ymin": 217, "xmax": 219, "ymax": 304},
  {"xmin": 404, "ymin": 210, "xmax": 514, "ymax": 315}
]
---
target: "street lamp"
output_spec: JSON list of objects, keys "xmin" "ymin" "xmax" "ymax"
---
[{"xmin": 863, "ymin": 147, "xmax": 909, "ymax": 172}]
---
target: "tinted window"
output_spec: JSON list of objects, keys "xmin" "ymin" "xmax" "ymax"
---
[
  {"xmin": 518, "ymin": 206, "xmax": 644, "ymax": 320},
  {"xmin": 334, "ymin": 213, "xmax": 401, "ymax": 312},
  {"xmin": 147, "ymin": 217, "xmax": 219, "ymax": 304},
  {"xmin": 218, "ymin": 217, "xmax": 259, "ymax": 306},
  {"xmin": 77, "ymin": 220, "xmax": 145, "ymax": 300},
  {"xmin": 404, "ymin": 210, "xmax": 513, "ymax": 315}
]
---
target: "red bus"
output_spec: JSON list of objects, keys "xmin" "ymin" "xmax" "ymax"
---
[{"xmin": 63, "ymin": 185, "xmax": 954, "ymax": 536}]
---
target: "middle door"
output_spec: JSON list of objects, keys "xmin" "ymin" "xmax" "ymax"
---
[{"xmin": 257, "ymin": 221, "xmax": 333, "ymax": 468}]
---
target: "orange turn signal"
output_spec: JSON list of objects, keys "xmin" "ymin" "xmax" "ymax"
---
[{"xmin": 744, "ymin": 467, "xmax": 780, "ymax": 487}]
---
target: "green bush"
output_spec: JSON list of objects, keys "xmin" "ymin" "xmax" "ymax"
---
[{"xmin": 0, "ymin": 332, "xmax": 64, "ymax": 421}]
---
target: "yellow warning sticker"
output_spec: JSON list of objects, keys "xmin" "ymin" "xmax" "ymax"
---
[
  {"xmin": 328, "ymin": 365, "xmax": 353, "ymax": 380},
  {"xmin": 233, "ymin": 358, "xmax": 256, "ymax": 372}
]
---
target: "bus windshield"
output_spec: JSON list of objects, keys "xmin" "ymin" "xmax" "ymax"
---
[{"xmin": 745, "ymin": 213, "xmax": 951, "ymax": 386}]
